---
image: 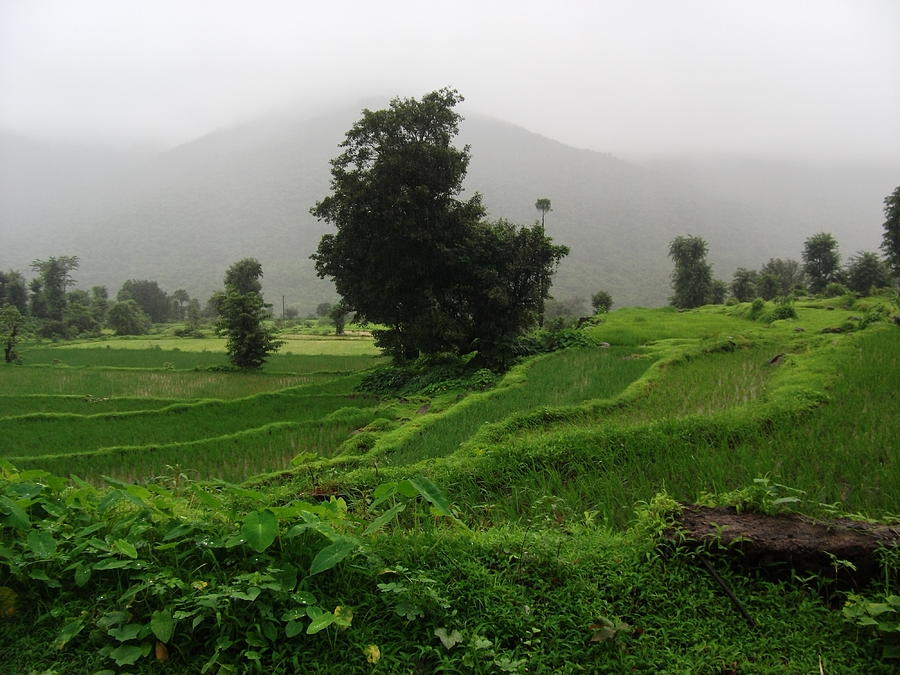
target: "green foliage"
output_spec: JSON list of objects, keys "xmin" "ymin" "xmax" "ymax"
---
[
  {"xmin": 216, "ymin": 259, "xmax": 284, "ymax": 369},
  {"xmin": 668, "ymin": 235, "xmax": 713, "ymax": 308},
  {"xmin": 591, "ymin": 290, "xmax": 613, "ymax": 313},
  {"xmin": 0, "ymin": 270, "xmax": 28, "ymax": 313},
  {"xmin": 881, "ymin": 186, "xmax": 900, "ymax": 279},
  {"xmin": 847, "ymin": 251, "xmax": 890, "ymax": 294},
  {"xmin": 824, "ymin": 282, "xmax": 852, "ymax": 298},
  {"xmin": 1, "ymin": 304, "xmax": 26, "ymax": 363},
  {"xmin": 0, "ymin": 462, "xmax": 459, "ymax": 672},
  {"xmin": 730, "ymin": 267, "xmax": 758, "ymax": 302},
  {"xmin": 761, "ymin": 296, "xmax": 798, "ymax": 322},
  {"xmin": 311, "ymin": 89, "xmax": 567, "ymax": 363},
  {"xmin": 357, "ymin": 359, "xmax": 498, "ymax": 397},
  {"xmin": 803, "ymin": 232, "xmax": 843, "ymax": 294},
  {"xmin": 117, "ymin": 279, "xmax": 171, "ymax": 323},
  {"xmin": 107, "ymin": 299, "xmax": 151, "ymax": 335},
  {"xmin": 843, "ymin": 593, "xmax": 900, "ymax": 659},
  {"xmin": 748, "ymin": 297, "xmax": 766, "ymax": 319},
  {"xmin": 30, "ymin": 256, "xmax": 79, "ymax": 321},
  {"xmin": 760, "ymin": 257, "xmax": 806, "ymax": 296}
]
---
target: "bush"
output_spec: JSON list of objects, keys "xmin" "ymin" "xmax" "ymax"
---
[
  {"xmin": 823, "ymin": 282, "xmax": 851, "ymax": 298},
  {"xmin": 748, "ymin": 298, "xmax": 766, "ymax": 320}
]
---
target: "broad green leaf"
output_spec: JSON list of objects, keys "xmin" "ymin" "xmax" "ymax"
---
[
  {"xmin": 29, "ymin": 568, "xmax": 61, "ymax": 587},
  {"xmin": 241, "ymin": 510, "xmax": 278, "ymax": 553},
  {"xmin": 6, "ymin": 482, "xmax": 42, "ymax": 499},
  {"xmin": 53, "ymin": 618, "xmax": 85, "ymax": 650},
  {"xmin": 364, "ymin": 502, "xmax": 405, "ymax": 535},
  {"xmin": 229, "ymin": 588, "xmax": 261, "ymax": 601},
  {"xmin": 309, "ymin": 537, "xmax": 358, "ymax": 576},
  {"xmin": 113, "ymin": 538, "xmax": 138, "ymax": 559},
  {"xmin": 109, "ymin": 644, "xmax": 144, "ymax": 666},
  {"xmin": 434, "ymin": 627, "xmax": 463, "ymax": 649},
  {"xmin": 285, "ymin": 620, "xmax": 303, "ymax": 638},
  {"xmin": 151, "ymin": 609, "xmax": 175, "ymax": 643},
  {"xmin": 214, "ymin": 480, "xmax": 267, "ymax": 503},
  {"xmin": 27, "ymin": 530, "xmax": 57, "ymax": 558},
  {"xmin": 189, "ymin": 484, "xmax": 223, "ymax": 509},
  {"xmin": 306, "ymin": 611, "xmax": 335, "ymax": 634},
  {"xmin": 74, "ymin": 564, "xmax": 91, "ymax": 587},
  {"xmin": 409, "ymin": 475, "xmax": 451, "ymax": 515},
  {"xmin": 0, "ymin": 496, "xmax": 30, "ymax": 529},
  {"xmin": 109, "ymin": 623, "xmax": 143, "ymax": 642},
  {"xmin": 163, "ymin": 523, "xmax": 194, "ymax": 541},
  {"xmin": 93, "ymin": 558, "xmax": 142, "ymax": 570}
]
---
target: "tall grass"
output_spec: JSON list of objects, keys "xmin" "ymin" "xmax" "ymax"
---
[
  {"xmin": 451, "ymin": 327, "xmax": 899, "ymax": 526},
  {"xmin": 16, "ymin": 412, "xmax": 378, "ymax": 483},
  {"xmin": 0, "ymin": 395, "xmax": 189, "ymax": 416},
  {"xmin": 382, "ymin": 346, "xmax": 650, "ymax": 465},
  {"xmin": 17, "ymin": 346, "xmax": 385, "ymax": 372},
  {"xmin": 0, "ymin": 367, "xmax": 335, "ymax": 399},
  {"xmin": 2, "ymin": 387, "xmax": 378, "ymax": 458}
]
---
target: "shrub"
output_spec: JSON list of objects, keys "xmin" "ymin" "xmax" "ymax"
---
[{"xmin": 823, "ymin": 282, "xmax": 851, "ymax": 298}]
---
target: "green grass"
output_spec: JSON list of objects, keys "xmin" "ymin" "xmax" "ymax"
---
[
  {"xmin": 2, "ymin": 378, "xmax": 378, "ymax": 460},
  {"xmin": 17, "ymin": 345, "xmax": 384, "ymax": 372},
  {"xmin": 427, "ymin": 326, "xmax": 899, "ymax": 528},
  {"xmin": 2, "ymin": 305, "xmax": 897, "ymax": 675},
  {"xmin": 46, "ymin": 332, "xmax": 382, "ymax": 356},
  {"xmin": 0, "ymin": 394, "xmax": 189, "ymax": 416},
  {"xmin": 0, "ymin": 366, "xmax": 336, "ymax": 399},
  {"xmin": 14, "ymin": 413, "xmax": 379, "ymax": 483},
  {"xmin": 382, "ymin": 346, "xmax": 650, "ymax": 465}
]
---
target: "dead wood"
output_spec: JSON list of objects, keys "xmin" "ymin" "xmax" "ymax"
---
[{"xmin": 669, "ymin": 504, "xmax": 899, "ymax": 587}]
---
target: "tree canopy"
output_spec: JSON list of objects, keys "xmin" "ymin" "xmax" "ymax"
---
[
  {"xmin": 802, "ymin": 232, "xmax": 841, "ymax": 294},
  {"xmin": 311, "ymin": 89, "xmax": 567, "ymax": 364},
  {"xmin": 881, "ymin": 186, "xmax": 900, "ymax": 279},
  {"xmin": 668, "ymin": 235, "xmax": 712, "ymax": 308},
  {"xmin": 216, "ymin": 258, "xmax": 282, "ymax": 369}
]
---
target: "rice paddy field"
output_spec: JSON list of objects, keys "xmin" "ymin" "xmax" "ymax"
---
[{"xmin": 3, "ymin": 298, "xmax": 898, "ymax": 674}]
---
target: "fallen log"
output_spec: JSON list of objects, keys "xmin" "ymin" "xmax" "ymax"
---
[{"xmin": 669, "ymin": 504, "xmax": 899, "ymax": 587}]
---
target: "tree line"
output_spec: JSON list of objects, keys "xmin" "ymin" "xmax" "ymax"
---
[
  {"xmin": 668, "ymin": 186, "xmax": 899, "ymax": 309},
  {"xmin": 3, "ymin": 86, "xmax": 898, "ymax": 368}
]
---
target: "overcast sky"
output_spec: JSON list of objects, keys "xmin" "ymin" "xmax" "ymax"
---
[{"xmin": 2, "ymin": 0, "xmax": 898, "ymax": 160}]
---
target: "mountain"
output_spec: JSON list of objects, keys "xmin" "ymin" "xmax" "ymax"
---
[{"xmin": 1, "ymin": 107, "xmax": 896, "ymax": 312}]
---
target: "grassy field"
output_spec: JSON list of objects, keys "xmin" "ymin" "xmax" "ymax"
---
[{"xmin": 2, "ymin": 300, "xmax": 898, "ymax": 674}]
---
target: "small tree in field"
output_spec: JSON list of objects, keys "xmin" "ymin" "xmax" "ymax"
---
[
  {"xmin": 1, "ymin": 305, "xmax": 26, "ymax": 362},
  {"xmin": 216, "ymin": 259, "xmax": 283, "ymax": 369},
  {"xmin": 802, "ymin": 232, "xmax": 841, "ymax": 294},
  {"xmin": 669, "ymin": 235, "xmax": 713, "ymax": 308}
]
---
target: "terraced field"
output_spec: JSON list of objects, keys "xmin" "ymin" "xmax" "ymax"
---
[{"xmin": 3, "ymin": 298, "xmax": 898, "ymax": 674}]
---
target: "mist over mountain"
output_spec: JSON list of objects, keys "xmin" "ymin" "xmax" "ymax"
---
[{"xmin": 1, "ymin": 106, "xmax": 895, "ymax": 312}]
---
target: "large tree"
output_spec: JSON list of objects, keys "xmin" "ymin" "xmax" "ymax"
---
[
  {"xmin": 730, "ymin": 268, "xmax": 758, "ymax": 302},
  {"xmin": 118, "ymin": 279, "xmax": 171, "ymax": 323},
  {"xmin": 759, "ymin": 258, "xmax": 805, "ymax": 296},
  {"xmin": 0, "ymin": 271, "xmax": 28, "ymax": 314},
  {"xmin": 668, "ymin": 235, "xmax": 713, "ymax": 308},
  {"xmin": 1, "ymin": 305, "xmax": 26, "ymax": 363},
  {"xmin": 30, "ymin": 256, "xmax": 79, "ymax": 320},
  {"xmin": 846, "ymin": 251, "xmax": 889, "ymax": 294},
  {"xmin": 802, "ymin": 232, "xmax": 841, "ymax": 294},
  {"xmin": 215, "ymin": 258, "xmax": 282, "ymax": 369},
  {"xmin": 311, "ymin": 89, "xmax": 566, "ymax": 363},
  {"xmin": 881, "ymin": 186, "xmax": 900, "ymax": 279}
]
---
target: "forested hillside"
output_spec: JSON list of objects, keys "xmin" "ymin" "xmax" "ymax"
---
[{"xmin": 2, "ymin": 107, "xmax": 895, "ymax": 310}]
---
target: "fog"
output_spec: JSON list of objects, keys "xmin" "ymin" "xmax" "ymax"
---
[{"xmin": 2, "ymin": 0, "xmax": 898, "ymax": 161}]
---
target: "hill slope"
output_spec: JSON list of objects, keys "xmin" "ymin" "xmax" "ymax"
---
[{"xmin": 2, "ymin": 106, "xmax": 896, "ymax": 310}]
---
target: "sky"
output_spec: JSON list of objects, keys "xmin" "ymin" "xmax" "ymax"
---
[{"xmin": 1, "ymin": 0, "xmax": 899, "ymax": 160}]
